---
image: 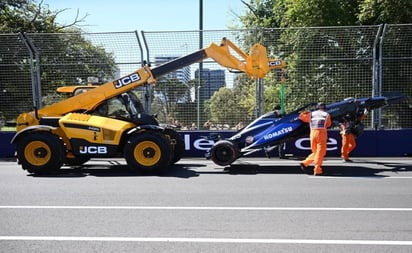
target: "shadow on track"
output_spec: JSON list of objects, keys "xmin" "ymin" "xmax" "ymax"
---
[
  {"xmin": 29, "ymin": 163, "xmax": 204, "ymax": 179},
  {"xmin": 28, "ymin": 158, "xmax": 412, "ymax": 178},
  {"xmin": 222, "ymin": 158, "xmax": 412, "ymax": 177}
]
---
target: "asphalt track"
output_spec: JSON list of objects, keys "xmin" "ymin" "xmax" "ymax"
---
[{"xmin": 0, "ymin": 157, "xmax": 411, "ymax": 252}]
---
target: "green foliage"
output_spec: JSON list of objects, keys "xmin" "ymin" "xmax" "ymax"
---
[
  {"xmin": 240, "ymin": 0, "xmax": 281, "ymax": 28},
  {"xmin": 233, "ymin": 75, "xmax": 256, "ymax": 118},
  {"xmin": 0, "ymin": 1, "xmax": 116, "ymax": 122},
  {"xmin": 151, "ymin": 77, "xmax": 191, "ymax": 124},
  {"xmin": 264, "ymin": 82, "xmax": 281, "ymax": 111},
  {"xmin": 209, "ymin": 87, "xmax": 237, "ymax": 126},
  {"xmin": 358, "ymin": 0, "xmax": 412, "ymax": 24},
  {"xmin": 208, "ymin": 76, "xmax": 256, "ymax": 126},
  {"xmin": 240, "ymin": 0, "xmax": 360, "ymax": 28},
  {"xmin": 239, "ymin": 0, "xmax": 412, "ymax": 28},
  {"xmin": 0, "ymin": 0, "xmax": 62, "ymax": 33},
  {"xmin": 238, "ymin": 0, "xmax": 411, "ymax": 109},
  {"xmin": 280, "ymin": 0, "xmax": 360, "ymax": 27},
  {"xmin": 240, "ymin": 0, "xmax": 412, "ymax": 29}
]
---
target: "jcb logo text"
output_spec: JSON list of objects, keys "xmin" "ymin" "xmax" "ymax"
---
[
  {"xmin": 113, "ymin": 73, "xmax": 141, "ymax": 89},
  {"xmin": 79, "ymin": 146, "xmax": 108, "ymax": 154}
]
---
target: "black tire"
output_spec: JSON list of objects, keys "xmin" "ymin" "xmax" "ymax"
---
[
  {"xmin": 164, "ymin": 128, "xmax": 185, "ymax": 164},
  {"xmin": 124, "ymin": 131, "xmax": 172, "ymax": 173},
  {"xmin": 210, "ymin": 140, "xmax": 240, "ymax": 166},
  {"xmin": 16, "ymin": 131, "xmax": 65, "ymax": 174}
]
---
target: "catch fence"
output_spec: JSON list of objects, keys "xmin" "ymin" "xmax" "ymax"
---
[{"xmin": 0, "ymin": 25, "xmax": 410, "ymax": 131}]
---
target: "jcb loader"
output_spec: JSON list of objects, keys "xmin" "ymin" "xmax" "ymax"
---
[{"xmin": 11, "ymin": 38, "xmax": 284, "ymax": 174}]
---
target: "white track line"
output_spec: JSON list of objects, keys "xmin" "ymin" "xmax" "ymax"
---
[
  {"xmin": 0, "ymin": 206, "xmax": 411, "ymax": 211},
  {"xmin": 308, "ymin": 176, "xmax": 412, "ymax": 179},
  {"xmin": 0, "ymin": 236, "xmax": 411, "ymax": 245}
]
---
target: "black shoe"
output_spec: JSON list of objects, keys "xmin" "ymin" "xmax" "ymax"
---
[
  {"xmin": 342, "ymin": 158, "xmax": 353, "ymax": 163},
  {"xmin": 300, "ymin": 163, "xmax": 309, "ymax": 174}
]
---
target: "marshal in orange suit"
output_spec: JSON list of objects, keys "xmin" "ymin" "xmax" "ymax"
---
[
  {"xmin": 299, "ymin": 103, "xmax": 332, "ymax": 176},
  {"xmin": 340, "ymin": 118, "xmax": 356, "ymax": 162}
]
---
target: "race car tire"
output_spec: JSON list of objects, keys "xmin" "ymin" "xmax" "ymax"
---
[{"xmin": 210, "ymin": 140, "xmax": 240, "ymax": 166}]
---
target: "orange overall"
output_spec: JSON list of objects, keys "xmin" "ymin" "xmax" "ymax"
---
[
  {"xmin": 340, "ymin": 121, "xmax": 356, "ymax": 161},
  {"xmin": 299, "ymin": 109, "xmax": 331, "ymax": 174}
]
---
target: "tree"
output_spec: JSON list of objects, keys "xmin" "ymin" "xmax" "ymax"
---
[
  {"xmin": 0, "ymin": 1, "xmax": 115, "ymax": 123},
  {"xmin": 230, "ymin": 0, "xmax": 411, "ymax": 128},
  {"xmin": 356, "ymin": 1, "xmax": 412, "ymax": 128},
  {"xmin": 208, "ymin": 77, "xmax": 257, "ymax": 127},
  {"xmin": 209, "ymin": 87, "xmax": 238, "ymax": 127},
  {"xmin": 239, "ymin": 0, "xmax": 412, "ymax": 28},
  {"xmin": 0, "ymin": 0, "xmax": 87, "ymax": 33},
  {"xmin": 358, "ymin": 0, "xmax": 412, "ymax": 24},
  {"xmin": 151, "ymin": 77, "xmax": 191, "ymax": 124},
  {"xmin": 279, "ymin": 0, "xmax": 360, "ymax": 27},
  {"xmin": 239, "ymin": 0, "xmax": 359, "ymax": 28},
  {"xmin": 237, "ymin": 0, "xmax": 412, "ymax": 128},
  {"xmin": 239, "ymin": 0, "xmax": 369, "ymax": 103},
  {"xmin": 35, "ymin": 32, "xmax": 117, "ymax": 104},
  {"xmin": 239, "ymin": 0, "xmax": 281, "ymax": 28}
]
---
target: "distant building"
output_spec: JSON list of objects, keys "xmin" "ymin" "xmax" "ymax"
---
[
  {"xmin": 153, "ymin": 56, "xmax": 191, "ymax": 83},
  {"xmin": 195, "ymin": 68, "xmax": 225, "ymax": 100}
]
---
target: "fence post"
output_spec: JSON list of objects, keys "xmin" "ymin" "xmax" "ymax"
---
[
  {"xmin": 18, "ymin": 32, "xmax": 42, "ymax": 111},
  {"xmin": 135, "ymin": 31, "xmax": 152, "ymax": 114},
  {"xmin": 254, "ymin": 28, "xmax": 265, "ymax": 117},
  {"xmin": 198, "ymin": 19, "xmax": 204, "ymax": 129},
  {"xmin": 372, "ymin": 24, "xmax": 387, "ymax": 129},
  {"xmin": 255, "ymin": 78, "xmax": 264, "ymax": 117}
]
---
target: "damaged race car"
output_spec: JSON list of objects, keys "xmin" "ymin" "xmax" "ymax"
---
[{"xmin": 206, "ymin": 95, "xmax": 407, "ymax": 166}]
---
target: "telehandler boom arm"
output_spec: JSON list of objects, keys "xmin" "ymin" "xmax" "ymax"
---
[
  {"xmin": 16, "ymin": 38, "xmax": 285, "ymax": 131},
  {"xmin": 152, "ymin": 37, "xmax": 285, "ymax": 78}
]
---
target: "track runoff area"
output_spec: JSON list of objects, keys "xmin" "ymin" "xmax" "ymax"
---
[{"xmin": 0, "ymin": 157, "xmax": 411, "ymax": 251}]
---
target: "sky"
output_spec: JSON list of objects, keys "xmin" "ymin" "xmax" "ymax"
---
[{"xmin": 42, "ymin": 0, "xmax": 246, "ymax": 32}]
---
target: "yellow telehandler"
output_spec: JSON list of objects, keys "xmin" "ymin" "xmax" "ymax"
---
[{"xmin": 11, "ymin": 38, "xmax": 285, "ymax": 174}]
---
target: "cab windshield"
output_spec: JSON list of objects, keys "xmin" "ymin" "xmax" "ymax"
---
[{"xmin": 93, "ymin": 90, "xmax": 144, "ymax": 120}]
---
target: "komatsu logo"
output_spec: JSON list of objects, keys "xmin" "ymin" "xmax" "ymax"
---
[
  {"xmin": 113, "ymin": 73, "xmax": 141, "ymax": 89},
  {"xmin": 79, "ymin": 146, "xmax": 107, "ymax": 154},
  {"xmin": 327, "ymin": 107, "xmax": 339, "ymax": 114},
  {"xmin": 263, "ymin": 127, "xmax": 293, "ymax": 140}
]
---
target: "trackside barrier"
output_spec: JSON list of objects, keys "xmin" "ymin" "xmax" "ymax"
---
[
  {"xmin": 1, "ymin": 130, "xmax": 411, "ymax": 159},
  {"xmin": 181, "ymin": 130, "xmax": 412, "ymax": 157}
]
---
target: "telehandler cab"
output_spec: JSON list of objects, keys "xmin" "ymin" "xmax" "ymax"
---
[{"xmin": 12, "ymin": 38, "xmax": 285, "ymax": 174}]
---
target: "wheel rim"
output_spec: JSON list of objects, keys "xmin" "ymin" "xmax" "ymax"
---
[
  {"xmin": 134, "ymin": 140, "xmax": 161, "ymax": 166},
  {"xmin": 24, "ymin": 140, "xmax": 52, "ymax": 166},
  {"xmin": 216, "ymin": 146, "xmax": 233, "ymax": 162}
]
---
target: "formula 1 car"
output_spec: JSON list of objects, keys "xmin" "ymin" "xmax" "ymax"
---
[{"xmin": 206, "ymin": 95, "xmax": 407, "ymax": 166}]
